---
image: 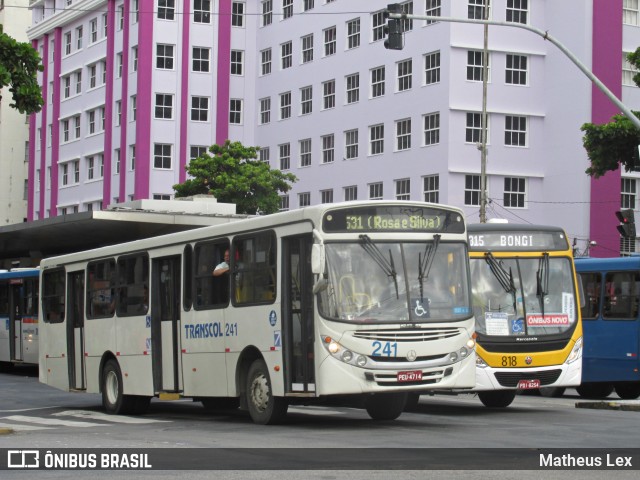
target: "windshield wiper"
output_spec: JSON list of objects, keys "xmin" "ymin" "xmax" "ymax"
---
[
  {"xmin": 418, "ymin": 234, "xmax": 441, "ymax": 303},
  {"xmin": 484, "ymin": 252, "xmax": 517, "ymax": 312},
  {"xmin": 359, "ymin": 235, "xmax": 399, "ymax": 299},
  {"xmin": 536, "ymin": 253, "xmax": 550, "ymax": 318}
]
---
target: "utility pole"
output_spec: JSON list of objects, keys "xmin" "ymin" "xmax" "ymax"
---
[{"xmin": 479, "ymin": 0, "xmax": 489, "ymax": 224}]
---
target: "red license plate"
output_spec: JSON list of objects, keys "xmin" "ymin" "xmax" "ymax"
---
[
  {"xmin": 517, "ymin": 379, "xmax": 541, "ymax": 389},
  {"xmin": 397, "ymin": 370, "xmax": 422, "ymax": 382}
]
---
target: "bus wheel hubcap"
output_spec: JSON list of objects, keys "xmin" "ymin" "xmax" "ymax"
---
[
  {"xmin": 250, "ymin": 374, "xmax": 269, "ymax": 412},
  {"xmin": 106, "ymin": 371, "xmax": 118, "ymax": 404}
]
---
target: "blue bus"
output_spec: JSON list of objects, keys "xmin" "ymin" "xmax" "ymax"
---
[
  {"xmin": 0, "ymin": 268, "xmax": 40, "ymax": 369},
  {"xmin": 574, "ymin": 257, "xmax": 640, "ymax": 399}
]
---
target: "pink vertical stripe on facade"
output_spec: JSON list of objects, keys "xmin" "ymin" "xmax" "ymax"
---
[
  {"xmin": 50, "ymin": 28, "xmax": 62, "ymax": 217},
  {"xmin": 119, "ymin": 0, "xmax": 131, "ymax": 203},
  {"xmin": 179, "ymin": 0, "xmax": 191, "ymax": 183},
  {"xmin": 102, "ymin": 0, "xmax": 116, "ymax": 209},
  {"xmin": 215, "ymin": 0, "xmax": 232, "ymax": 145},
  {"xmin": 27, "ymin": 40, "xmax": 38, "ymax": 221},
  {"xmin": 589, "ymin": 0, "xmax": 623, "ymax": 257},
  {"xmin": 134, "ymin": 6, "xmax": 154, "ymax": 199},
  {"xmin": 39, "ymin": 34, "xmax": 49, "ymax": 219}
]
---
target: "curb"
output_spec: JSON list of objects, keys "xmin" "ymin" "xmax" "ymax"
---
[
  {"xmin": 0, "ymin": 427, "xmax": 14, "ymax": 435},
  {"xmin": 575, "ymin": 401, "xmax": 640, "ymax": 412}
]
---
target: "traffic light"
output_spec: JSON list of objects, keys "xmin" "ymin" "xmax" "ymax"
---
[
  {"xmin": 384, "ymin": 4, "xmax": 404, "ymax": 50},
  {"xmin": 616, "ymin": 209, "xmax": 636, "ymax": 238}
]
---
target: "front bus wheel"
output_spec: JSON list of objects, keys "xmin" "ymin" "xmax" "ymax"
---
[
  {"xmin": 365, "ymin": 392, "xmax": 408, "ymax": 420},
  {"xmin": 246, "ymin": 359, "xmax": 288, "ymax": 425},
  {"xmin": 478, "ymin": 390, "xmax": 516, "ymax": 408}
]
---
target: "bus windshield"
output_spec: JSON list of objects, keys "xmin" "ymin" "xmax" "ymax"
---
[
  {"xmin": 317, "ymin": 240, "xmax": 471, "ymax": 324},
  {"xmin": 471, "ymin": 256, "xmax": 577, "ymax": 336}
]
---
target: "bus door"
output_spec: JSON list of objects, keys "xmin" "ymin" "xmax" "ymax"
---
[
  {"xmin": 9, "ymin": 282, "xmax": 22, "ymax": 362},
  {"xmin": 151, "ymin": 256, "xmax": 182, "ymax": 393},
  {"xmin": 66, "ymin": 271, "xmax": 86, "ymax": 390},
  {"xmin": 282, "ymin": 235, "xmax": 315, "ymax": 394}
]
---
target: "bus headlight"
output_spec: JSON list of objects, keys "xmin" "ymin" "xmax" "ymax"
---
[
  {"xmin": 322, "ymin": 335, "xmax": 369, "ymax": 368},
  {"xmin": 566, "ymin": 336, "xmax": 583, "ymax": 364}
]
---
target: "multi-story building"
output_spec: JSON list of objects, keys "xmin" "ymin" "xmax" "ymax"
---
[
  {"xmin": 0, "ymin": 0, "xmax": 32, "ymax": 225},
  {"xmin": 26, "ymin": 1, "xmax": 640, "ymax": 257}
]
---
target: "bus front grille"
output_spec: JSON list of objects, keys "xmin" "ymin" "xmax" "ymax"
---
[
  {"xmin": 369, "ymin": 370, "xmax": 445, "ymax": 387},
  {"xmin": 494, "ymin": 369, "xmax": 563, "ymax": 387},
  {"xmin": 353, "ymin": 327, "xmax": 462, "ymax": 343}
]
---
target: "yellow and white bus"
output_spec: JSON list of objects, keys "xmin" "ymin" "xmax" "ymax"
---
[
  {"xmin": 39, "ymin": 201, "xmax": 475, "ymax": 424},
  {"xmin": 467, "ymin": 223, "xmax": 583, "ymax": 407}
]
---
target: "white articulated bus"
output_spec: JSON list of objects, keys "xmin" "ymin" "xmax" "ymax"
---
[{"xmin": 39, "ymin": 201, "xmax": 475, "ymax": 424}]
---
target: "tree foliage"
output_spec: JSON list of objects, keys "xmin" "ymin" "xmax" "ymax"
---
[
  {"xmin": 0, "ymin": 25, "xmax": 44, "ymax": 114},
  {"xmin": 173, "ymin": 140, "xmax": 297, "ymax": 215},
  {"xmin": 581, "ymin": 48, "xmax": 640, "ymax": 178}
]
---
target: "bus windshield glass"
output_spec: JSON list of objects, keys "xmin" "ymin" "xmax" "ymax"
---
[
  {"xmin": 317, "ymin": 240, "xmax": 471, "ymax": 323},
  {"xmin": 471, "ymin": 256, "xmax": 577, "ymax": 336}
]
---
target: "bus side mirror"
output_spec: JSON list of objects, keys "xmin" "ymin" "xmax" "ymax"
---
[{"xmin": 311, "ymin": 244, "xmax": 325, "ymax": 275}]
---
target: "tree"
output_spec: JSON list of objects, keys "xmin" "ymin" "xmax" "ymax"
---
[
  {"xmin": 581, "ymin": 48, "xmax": 640, "ymax": 178},
  {"xmin": 173, "ymin": 140, "xmax": 297, "ymax": 215},
  {"xmin": 0, "ymin": 25, "xmax": 44, "ymax": 115}
]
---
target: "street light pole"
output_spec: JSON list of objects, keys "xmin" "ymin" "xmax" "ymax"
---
[{"xmin": 479, "ymin": 0, "xmax": 489, "ymax": 224}]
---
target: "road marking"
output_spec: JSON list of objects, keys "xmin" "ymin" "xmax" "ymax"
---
[
  {"xmin": 0, "ymin": 406, "xmax": 60, "ymax": 413},
  {"xmin": 3, "ymin": 415, "xmax": 106, "ymax": 428},
  {"xmin": 52, "ymin": 410, "xmax": 169, "ymax": 424},
  {"xmin": 0, "ymin": 422, "xmax": 54, "ymax": 431},
  {"xmin": 287, "ymin": 406, "xmax": 346, "ymax": 416}
]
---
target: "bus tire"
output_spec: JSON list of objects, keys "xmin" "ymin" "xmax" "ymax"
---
[
  {"xmin": 576, "ymin": 383, "xmax": 614, "ymax": 399},
  {"xmin": 365, "ymin": 392, "xmax": 407, "ymax": 420},
  {"xmin": 101, "ymin": 359, "xmax": 136, "ymax": 415},
  {"xmin": 539, "ymin": 387, "xmax": 566, "ymax": 398},
  {"xmin": 478, "ymin": 390, "xmax": 516, "ymax": 408},
  {"xmin": 201, "ymin": 397, "xmax": 240, "ymax": 411},
  {"xmin": 246, "ymin": 359, "xmax": 288, "ymax": 425},
  {"xmin": 614, "ymin": 383, "xmax": 640, "ymax": 400}
]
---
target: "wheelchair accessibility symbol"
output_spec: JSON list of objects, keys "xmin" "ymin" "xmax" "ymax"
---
[
  {"xmin": 511, "ymin": 318, "xmax": 524, "ymax": 334},
  {"xmin": 414, "ymin": 299, "xmax": 429, "ymax": 317}
]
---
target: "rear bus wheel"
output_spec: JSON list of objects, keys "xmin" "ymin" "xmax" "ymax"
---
[
  {"xmin": 246, "ymin": 359, "xmax": 288, "ymax": 425},
  {"xmin": 614, "ymin": 382, "xmax": 640, "ymax": 400},
  {"xmin": 478, "ymin": 390, "xmax": 516, "ymax": 408},
  {"xmin": 101, "ymin": 359, "xmax": 136, "ymax": 414},
  {"xmin": 576, "ymin": 383, "xmax": 614, "ymax": 399}
]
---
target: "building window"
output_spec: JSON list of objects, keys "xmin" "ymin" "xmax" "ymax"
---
[
  {"xmin": 466, "ymin": 112, "xmax": 485, "ymax": 143},
  {"xmin": 425, "ymin": 0, "xmax": 441, "ymax": 25},
  {"xmin": 347, "ymin": 18, "xmax": 360, "ymax": 49},
  {"xmin": 75, "ymin": 70, "xmax": 82, "ymax": 94},
  {"xmin": 345, "ymin": 129, "xmax": 358, "ymax": 159},
  {"xmin": 321, "ymin": 189, "xmax": 334, "ymax": 204},
  {"xmin": 261, "ymin": 48, "xmax": 272, "ymax": 75},
  {"xmin": 64, "ymin": 32, "xmax": 71, "ymax": 55},
  {"xmin": 344, "ymin": 186, "xmax": 358, "ymax": 201},
  {"xmin": 259, "ymin": 147, "xmax": 270, "ymax": 163},
  {"xmin": 279, "ymin": 143, "xmax": 291, "ymax": 170},
  {"xmin": 158, "ymin": 0, "xmax": 175, "ymax": 20},
  {"xmin": 303, "ymin": 0, "xmax": 314, "ymax": 11},
  {"xmin": 280, "ymin": 195, "xmax": 290, "ymax": 211},
  {"xmin": 467, "ymin": 50, "xmax": 489, "ymax": 82},
  {"xmin": 230, "ymin": 99, "xmax": 242, "ymax": 124},
  {"xmin": 625, "ymin": 0, "xmax": 639, "ymax": 25},
  {"xmin": 230, "ymin": 50, "xmax": 244, "ymax": 75},
  {"xmin": 74, "ymin": 115, "xmax": 81, "ymax": 138},
  {"xmin": 371, "ymin": 66, "xmax": 385, "ymax": 98},
  {"xmin": 132, "ymin": 46, "xmax": 138, "ymax": 72},
  {"xmin": 370, "ymin": 124, "xmax": 384, "ymax": 155},
  {"xmin": 395, "ymin": 179, "xmax": 411, "ymax": 200},
  {"xmin": 423, "ymin": 112, "xmax": 440, "ymax": 146},
  {"xmin": 299, "ymin": 192, "xmax": 311, "ymax": 207},
  {"xmin": 194, "ymin": 0, "xmax": 211, "ymax": 23},
  {"xmin": 506, "ymin": 54, "xmax": 527, "ymax": 85},
  {"xmin": 117, "ymin": 53, "xmax": 123, "ymax": 78},
  {"xmin": 76, "ymin": 26, "xmax": 83, "ymax": 50},
  {"xmin": 324, "ymin": 26, "xmax": 336, "ymax": 56},
  {"xmin": 372, "ymin": 10, "xmax": 385, "ymax": 42},
  {"xmin": 88, "ymin": 110, "xmax": 96, "ymax": 134},
  {"xmin": 505, "ymin": 115, "xmax": 527, "ymax": 147},
  {"xmin": 283, "ymin": 0, "xmax": 293, "ymax": 19},
  {"xmin": 260, "ymin": 97, "xmax": 271, "ymax": 124},
  {"xmin": 468, "ymin": 0, "xmax": 490, "ymax": 20},
  {"xmin": 153, "ymin": 194, "xmax": 172, "ymax": 201},
  {"xmin": 63, "ymin": 76, "xmax": 71, "ymax": 98},
  {"xmin": 232, "ymin": 1, "xmax": 245, "ymax": 26},
  {"xmin": 191, "ymin": 145, "xmax": 208, "ymax": 160},
  {"xmin": 301, "ymin": 34, "xmax": 313, "ymax": 63},
  {"xmin": 118, "ymin": 5, "xmax": 125, "ymax": 29},
  {"xmin": 90, "ymin": 18, "xmax": 98, "ymax": 43},
  {"xmin": 281, "ymin": 41, "xmax": 292, "ymax": 69},
  {"xmin": 424, "ymin": 51, "xmax": 441, "ymax": 84},
  {"xmin": 62, "ymin": 119, "xmax": 70, "ymax": 142},
  {"xmin": 323, "ymin": 80, "xmax": 335, "ymax": 110},
  {"xmin": 62, "ymin": 164, "xmax": 69, "ymax": 186},
  {"xmin": 262, "ymin": 0, "xmax": 273, "ymax": 26},
  {"xmin": 87, "ymin": 156, "xmax": 95, "ymax": 180},
  {"xmin": 623, "ymin": 52, "xmax": 638, "ymax": 87},
  {"xmin": 621, "ymin": 178, "xmax": 636, "ymax": 209},
  {"xmin": 131, "ymin": 95, "xmax": 137, "ymax": 121},
  {"xmin": 115, "ymin": 148, "xmax": 120, "ymax": 174},
  {"xmin": 193, "ymin": 47, "xmax": 210, "ymax": 72},
  {"xmin": 89, "ymin": 64, "xmax": 97, "ymax": 88},
  {"xmin": 300, "ymin": 138, "xmax": 312, "ymax": 167},
  {"xmin": 191, "ymin": 96, "xmax": 209, "ymax": 122},
  {"xmin": 74, "ymin": 160, "xmax": 80, "ymax": 183},
  {"xmin": 155, "ymin": 93, "xmax": 173, "ymax": 119},
  {"xmin": 397, "ymin": 59, "xmax": 412, "ymax": 92},
  {"xmin": 130, "ymin": 145, "xmax": 136, "ymax": 170},
  {"xmin": 156, "ymin": 44, "xmax": 175, "ymax": 69},
  {"xmin": 154, "ymin": 143, "xmax": 172, "ymax": 169},
  {"xmin": 506, "ymin": 0, "xmax": 528, "ymax": 24},
  {"xmin": 465, "ymin": 174, "xmax": 481, "ymax": 206},
  {"xmin": 369, "ymin": 182, "xmax": 383, "ymax": 200},
  {"xmin": 400, "ymin": 1, "xmax": 414, "ymax": 31},
  {"xmin": 280, "ymin": 91, "xmax": 291, "ymax": 119},
  {"xmin": 301, "ymin": 86, "xmax": 313, "ymax": 115},
  {"xmin": 346, "ymin": 73, "xmax": 360, "ymax": 104},
  {"xmin": 101, "ymin": 60, "xmax": 107, "ymax": 85},
  {"xmin": 504, "ymin": 177, "xmax": 526, "ymax": 208},
  {"xmin": 322, "ymin": 134, "xmax": 335, "ymax": 164},
  {"xmin": 396, "ymin": 118, "xmax": 411, "ymax": 151},
  {"xmin": 133, "ymin": 0, "xmax": 139, "ymax": 23},
  {"xmin": 423, "ymin": 175, "xmax": 439, "ymax": 203}
]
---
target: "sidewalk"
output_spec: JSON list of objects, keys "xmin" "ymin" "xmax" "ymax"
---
[{"xmin": 575, "ymin": 400, "xmax": 640, "ymax": 411}]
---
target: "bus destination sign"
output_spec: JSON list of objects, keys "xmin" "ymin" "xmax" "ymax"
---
[
  {"xmin": 468, "ymin": 231, "xmax": 569, "ymax": 251},
  {"xmin": 323, "ymin": 206, "xmax": 465, "ymax": 233}
]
